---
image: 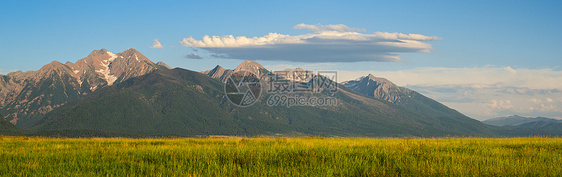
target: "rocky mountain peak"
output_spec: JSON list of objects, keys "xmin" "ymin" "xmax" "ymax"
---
[
  {"xmin": 118, "ymin": 48, "xmax": 151, "ymax": 63},
  {"xmin": 121, "ymin": 48, "xmax": 141, "ymax": 56},
  {"xmin": 234, "ymin": 60, "xmax": 265, "ymax": 73},
  {"xmin": 42, "ymin": 61, "xmax": 65, "ymax": 69},
  {"xmin": 343, "ymin": 74, "xmax": 402, "ymax": 103},
  {"xmin": 89, "ymin": 48, "xmax": 109, "ymax": 56},
  {"xmin": 363, "ymin": 74, "xmax": 396, "ymax": 86},
  {"xmin": 124, "ymin": 48, "xmax": 138, "ymax": 52},
  {"xmin": 202, "ymin": 65, "xmax": 233, "ymax": 83},
  {"xmin": 210, "ymin": 65, "xmax": 226, "ymax": 73},
  {"xmin": 156, "ymin": 61, "xmax": 172, "ymax": 69},
  {"xmin": 33, "ymin": 61, "xmax": 72, "ymax": 79}
]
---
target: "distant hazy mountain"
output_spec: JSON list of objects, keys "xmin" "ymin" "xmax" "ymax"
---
[
  {"xmin": 0, "ymin": 48, "xmax": 169, "ymax": 128},
  {"xmin": 483, "ymin": 115, "xmax": 561, "ymax": 126},
  {"xmin": 485, "ymin": 115, "xmax": 562, "ymax": 136},
  {"xmin": 517, "ymin": 120, "xmax": 562, "ymax": 129}
]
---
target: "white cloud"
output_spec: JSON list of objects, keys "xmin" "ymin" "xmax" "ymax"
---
[
  {"xmin": 489, "ymin": 100, "xmax": 513, "ymax": 110},
  {"xmin": 540, "ymin": 104, "xmax": 556, "ymax": 111},
  {"xmin": 150, "ymin": 39, "xmax": 164, "ymax": 49},
  {"xmin": 180, "ymin": 24, "xmax": 440, "ymax": 62},
  {"xmin": 531, "ymin": 98, "xmax": 542, "ymax": 103}
]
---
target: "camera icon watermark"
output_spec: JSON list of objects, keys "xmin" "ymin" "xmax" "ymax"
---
[{"xmin": 224, "ymin": 70, "xmax": 262, "ymax": 107}]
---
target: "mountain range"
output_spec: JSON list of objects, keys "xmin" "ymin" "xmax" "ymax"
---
[
  {"xmin": 0, "ymin": 48, "xmax": 170, "ymax": 128},
  {"xmin": 483, "ymin": 115, "xmax": 561, "ymax": 126},
  {"xmin": 1, "ymin": 48, "xmax": 559, "ymax": 137},
  {"xmin": 482, "ymin": 115, "xmax": 562, "ymax": 136}
]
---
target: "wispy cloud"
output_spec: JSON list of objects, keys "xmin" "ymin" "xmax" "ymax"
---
[
  {"xmin": 293, "ymin": 23, "xmax": 365, "ymax": 32},
  {"xmin": 264, "ymin": 63, "xmax": 337, "ymax": 71},
  {"xmin": 339, "ymin": 66, "xmax": 562, "ymax": 90},
  {"xmin": 183, "ymin": 53, "xmax": 202, "ymax": 59},
  {"xmin": 150, "ymin": 39, "xmax": 164, "ymax": 49},
  {"xmin": 180, "ymin": 24, "xmax": 440, "ymax": 62},
  {"xmin": 209, "ymin": 53, "xmax": 229, "ymax": 59}
]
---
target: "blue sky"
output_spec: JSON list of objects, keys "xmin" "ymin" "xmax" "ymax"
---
[{"xmin": 1, "ymin": 0, "xmax": 561, "ymax": 120}]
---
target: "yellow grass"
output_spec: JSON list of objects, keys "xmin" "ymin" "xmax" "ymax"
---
[{"xmin": 1, "ymin": 136, "xmax": 561, "ymax": 176}]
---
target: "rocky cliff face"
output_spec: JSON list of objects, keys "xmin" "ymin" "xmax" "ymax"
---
[{"xmin": 0, "ymin": 48, "xmax": 167, "ymax": 128}]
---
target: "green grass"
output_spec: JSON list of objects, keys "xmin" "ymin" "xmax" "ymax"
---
[{"xmin": 1, "ymin": 136, "xmax": 561, "ymax": 176}]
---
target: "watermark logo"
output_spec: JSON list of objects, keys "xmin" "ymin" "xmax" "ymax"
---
[
  {"xmin": 224, "ymin": 70, "xmax": 262, "ymax": 107},
  {"xmin": 267, "ymin": 71, "xmax": 338, "ymax": 94},
  {"xmin": 225, "ymin": 70, "xmax": 338, "ymax": 107},
  {"xmin": 266, "ymin": 94, "xmax": 337, "ymax": 107}
]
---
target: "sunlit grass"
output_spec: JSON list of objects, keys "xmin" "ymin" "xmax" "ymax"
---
[{"xmin": 1, "ymin": 136, "xmax": 561, "ymax": 176}]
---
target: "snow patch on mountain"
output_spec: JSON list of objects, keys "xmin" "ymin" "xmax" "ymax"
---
[{"xmin": 95, "ymin": 51, "xmax": 118, "ymax": 85}]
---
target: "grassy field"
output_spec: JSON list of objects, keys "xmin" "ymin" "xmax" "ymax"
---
[{"xmin": 1, "ymin": 136, "xmax": 561, "ymax": 176}]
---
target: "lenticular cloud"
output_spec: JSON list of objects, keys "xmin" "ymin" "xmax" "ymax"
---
[{"xmin": 180, "ymin": 24, "xmax": 441, "ymax": 62}]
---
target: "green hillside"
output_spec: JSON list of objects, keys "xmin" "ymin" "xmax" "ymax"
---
[
  {"xmin": 30, "ymin": 68, "xmax": 498, "ymax": 137},
  {"xmin": 0, "ymin": 113, "xmax": 26, "ymax": 135},
  {"xmin": 0, "ymin": 113, "xmax": 16, "ymax": 129}
]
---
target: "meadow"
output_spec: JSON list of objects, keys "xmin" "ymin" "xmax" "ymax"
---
[{"xmin": 1, "ymin": 136, "xmax": 561, "ymax": 176}]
